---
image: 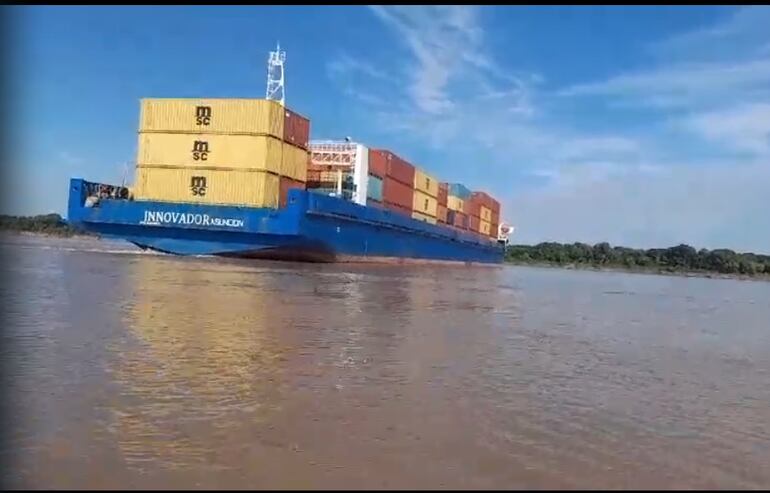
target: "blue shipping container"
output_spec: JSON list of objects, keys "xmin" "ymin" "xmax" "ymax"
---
[
  {"xmin": 367, "ymin": 175, "xmax": 384, "ymax": 202},
  {"xmin": 448, "ymin": 183, "xmax": 472, "ymax": 199}
]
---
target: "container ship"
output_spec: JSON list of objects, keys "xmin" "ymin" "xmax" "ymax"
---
[{"xmin": 67, "ymin": 46, "xmax": 512, "ymax": 264}]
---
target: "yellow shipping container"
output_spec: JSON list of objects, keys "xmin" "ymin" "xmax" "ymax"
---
[
  {"xmin": 447, "ymin": 195, "xmax": 465, "ymax": 212},
  {"xmin": 134, "ymin": 167, "xmax": 279, "ymax": 208},
  {"xmin": 137, "ymin": 133, "xmax": 309, "ymax": 180},
  {"xmin": 412, "ymin": 211, "xmax": 438, "ymax": 225},
  {"xmin": 480, "ymin": 205, "xmax": 492, "ymax": 222},
  {"xmin": 480, "ymin": 220, "xmax": 492, "ymax": 236},
  {"xmin": 413, "ymin": 168, "xmax": 439, "ymax": 198},
  {"xmin": 412, "ymin": 190, "xmax": 438, "ymax": 217},
  {"xmin": 281, "ymin": 143, "xmax": 308, "ymax": 182},
  {"xmin": 139, "ymin": 98, "xmax": 284, "ymax": 137}
]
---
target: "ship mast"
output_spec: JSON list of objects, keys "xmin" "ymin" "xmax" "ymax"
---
[{"xmin": 266, "ymin": 42, "xmax": 286, "ymax": 106}]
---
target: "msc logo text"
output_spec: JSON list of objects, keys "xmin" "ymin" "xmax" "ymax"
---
[
  {"xmin": 190, "ymin": 176, "xmax": 207, "ymax": 196},
  {"xmin": 195, "ymin": 105, "xmax": 211, "ymax": 126},
  {"xmin": 192, "ymin": 141, "xmax": 209, "ymax": 161}
]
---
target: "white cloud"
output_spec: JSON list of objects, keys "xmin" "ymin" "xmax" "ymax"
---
[
  {"xmin": 682, "ymin": 103, "xmax": 770, "ymax": 154},
  {"xmin": 326, "ymin": 6, "xmax": 770, "ymax": 251},
  {"xmin": 559, "ymin": 58, "xmax": 770, "ymax": 109},
  {"xmin": 649, "ymin": 6, "xmax": 770, "ymax": 63},
  {"xmin": 368, "ymin": 6, "xmax": 485, "ymax": 114},
  {"xmin": 508, "ymin": 161, "xmax": 770, "ymax": 253}
]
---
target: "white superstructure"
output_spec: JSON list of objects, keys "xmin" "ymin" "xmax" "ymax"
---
[{"xmin": 309, "ymin": 140, "xmax": 370, "ymax": 206}]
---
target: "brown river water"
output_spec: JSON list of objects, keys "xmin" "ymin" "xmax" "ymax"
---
[{"xmin": 2, "ymin": 234, "xmax": 769, "ymax": 489}]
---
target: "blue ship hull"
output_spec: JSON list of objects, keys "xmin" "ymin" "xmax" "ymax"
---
[{"xmin": 67, "ymin": 178, "xmax": 504, "ymax": 264}]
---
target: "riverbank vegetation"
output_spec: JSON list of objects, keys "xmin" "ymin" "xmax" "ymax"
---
[
  {"xmin": 506, "ymin": 242, "xmax": 770, "ymax": 279},
  {"xmin": 0, "ymin": 214, "xmax": 92, "ymax": 237}
]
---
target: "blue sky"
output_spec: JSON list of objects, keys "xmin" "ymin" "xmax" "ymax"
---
[{"xmin": 8, "ymin": 6, "xmax": 770, "ymax": 252}]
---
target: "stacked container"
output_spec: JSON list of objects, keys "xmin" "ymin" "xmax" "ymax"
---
[
  {"xmin": 366, "ymin": 148, "xmax": 387, "ymax": 207},
  {"xmin": 412, "ymin": 168, "xmax": 438, "ymax": 224},
  {"xmin": 370, "ymin": 149, "xmax": 414, "ymax": 218},
  {"xmin": 467, "ymin": 191, "xmax": 499, "ymax": 239},
  {"xmin": 446, "ymin": 182, "xmax": 471, "ymax": 230},
  {"xmin": 437, "ymin": 183, "xmax": 448, "ymax": 224},
  {"xmin": 134, "ymin": 98, "xmax": 309, "ymax": 208}
]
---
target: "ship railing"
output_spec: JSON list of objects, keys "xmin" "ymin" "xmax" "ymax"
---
[{"xmin": 82, "ymin": 180, "xmax": 132, "ymax": 208}]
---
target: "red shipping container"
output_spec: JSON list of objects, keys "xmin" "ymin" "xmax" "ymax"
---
[
  {"xmin": 368, "ymin": 149, "xmax": 388, "ymax": 179},
  {"xmin": 437, "ymin": 204, "xmax": 448, "ymax": 223},
  {"xmin": 437, "ymin": 183, "xmax": 448, "ymax": 206},
  {"xmin": 471, "ymin": 191, "xmax": 494, "ymax": 209},
  {"xmin": 384, "ymin": 202, "xmax": 411, "ymax": 217},
  {"xmin": 382, "ymin": 176, "xmax": 413, "ymax": 210},
  {"xmin": 469, "ymin": 214, "xmax": 481, "ymax": 233},
  {"xmin": 306, "ymin": 170, "xmax": 322, "ymax": 182},
  {"xmin": 373, "ymin": 149, "xmax": 415, "ymax": 185},
  {"xmin": 389, "ymin": 154, "xmax": 415, "ymax": 185},
  {"xmin": 464, "ymin": 198, "xmax": 480, "ymax": 217},
  {"xmin": 279, "ymin": 176, "xmax": 306, "ymax": 208},
  {"xmin": 283, "ymin": 108, "xmax": 310, "ymax": 150},
  {"xmin": 452, "ymin": 211, "xmax": 468, "ymax": 229}
]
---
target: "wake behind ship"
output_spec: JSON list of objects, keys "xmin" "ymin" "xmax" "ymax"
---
[{"xmin": 67, "ymin": 46, "xmax": 511, "ymax": 264}]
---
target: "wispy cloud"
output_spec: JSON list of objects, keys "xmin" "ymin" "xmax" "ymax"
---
[
  {"xmin": 558, "ymin": 58, "xmax": 770, "ymax": 109},
  {"xmin": 327, "ymin": 52, "xmax": 389, "ymax": 81},
  {"xmin": 368, "ymin": 5, "xmax": 488, "ymax": 114},
  {"xmin": 328, "ymin": 6, "xmax": 770, "ymax": 251},
  {"xmin": 682, "ymin": 103, "xmax": 770, "ymax": 155},
  {"xmin": 648, "ymin": 6, "xmax": 770, "ymax": 63},
  {"xmin": 508, "ymin": 160, "xmax": 770, "ymax": 252}
]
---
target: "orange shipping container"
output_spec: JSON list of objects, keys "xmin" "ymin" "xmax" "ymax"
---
[
  {"xmin": 383, "ymin": 176, "xmax": 413, "ymax": 210},
  {"xmin": 368, "ymin": 149, "xmax": 388, "ymax": 178},
  {"xmin": 373, "ymin": 149, "xmax": 415, "ymax": 185}
]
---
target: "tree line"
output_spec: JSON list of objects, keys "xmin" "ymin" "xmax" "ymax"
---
[
  {"xmin": 505, "ymin": 242, "xmax": 770, "ymax": 277},
  {"xmin": 0, "ymin": 214, "xmax": 92, "ymax": 237}
]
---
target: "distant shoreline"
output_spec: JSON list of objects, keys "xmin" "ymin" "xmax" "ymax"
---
[
  {"xmin": 505, "ymin": 259, "xmax": 770, "ymax": 283},
  {"xmin": 505, "ymin": 242, "xmax": 770, "ymax": 282},
  {"xmin": 0, "ymin": 214, "xmax": 94, "ymax": 238}
]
